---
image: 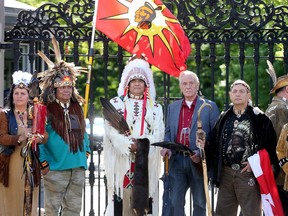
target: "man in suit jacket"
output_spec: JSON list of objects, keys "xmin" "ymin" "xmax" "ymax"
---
[{"xmin": 160, "ymin": 70, "xmax": 219, "ymax": 216}]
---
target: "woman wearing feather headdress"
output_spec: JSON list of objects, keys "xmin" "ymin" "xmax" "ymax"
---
[
  {"xmin": 103, "ymin": 56, "xmax": 164, "ymax": 216},
  {"xmin": 37, "ymin": 35, "xmax": 91, "ymax": 216},
  {"xmin": 0, "ymin": 70, "xmax": 48, "ymax": 216}
]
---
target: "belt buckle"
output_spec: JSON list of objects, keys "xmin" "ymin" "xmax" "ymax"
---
[
  {"xmin": 231, "ymin": 163, "xmax": 240, "ymax": 170},
  {"xmin": 183, "ymin": 151, "xmax": 190, "ymax": 157}
]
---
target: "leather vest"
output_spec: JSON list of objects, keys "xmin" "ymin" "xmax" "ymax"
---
[{"xmin": 0, "ymin": 110, "xmax": 17, "ymax": 155}]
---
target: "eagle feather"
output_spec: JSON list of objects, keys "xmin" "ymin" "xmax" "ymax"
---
[{"xmin": 266, "ymin": 60, "xmax": 277, "ymax": 87}]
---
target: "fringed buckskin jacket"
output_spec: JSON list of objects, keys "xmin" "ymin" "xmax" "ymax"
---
[
  {"xmin": 0, "ymin": 109, "xmax": 20, "ymax": 186},
  {"xmin": 103, "ymin": 96, "xmax": 164, "ymax": 216},
  {"xmin": 276, "ymin": 123, "xmax": 288, "ymax": 191},
  {"xmin": 0, "ymin": 108, "xmax": 48, "ymax": 187}
]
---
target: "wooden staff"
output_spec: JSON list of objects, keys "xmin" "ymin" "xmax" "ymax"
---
[
  {"xmin": 197, "ymin": 102, "xmax": 212, "ymax": 216},
  {"xmin": 165, "ymin": 154, "xmax": 169, "ymax": 176}
]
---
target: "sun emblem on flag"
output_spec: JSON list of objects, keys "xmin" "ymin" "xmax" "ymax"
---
[{"xmin": 100, "ymin": 0, "xmax": 181, "ymax": 59}]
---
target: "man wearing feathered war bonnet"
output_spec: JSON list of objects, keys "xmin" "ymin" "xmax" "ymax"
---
[
  {"xmin": 103, "ymin": 56, "xmax": 164, "ymax": 216},
  {"xmin": 36, "ymin": 35, "xmax": 91, "ymax": 216},
  {"xmin": 265, "ymin": 60, "xmax": 288, "ymax": 215}
]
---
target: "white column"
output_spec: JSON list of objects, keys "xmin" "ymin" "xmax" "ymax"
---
[{"xmin": 0, "ymin": 0, "xmax": 4, "ymax": 106}]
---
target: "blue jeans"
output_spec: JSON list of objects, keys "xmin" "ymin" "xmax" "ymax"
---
[{"xmin": 165, "ymin": 153, "xmax": 206, "ymax": 216}]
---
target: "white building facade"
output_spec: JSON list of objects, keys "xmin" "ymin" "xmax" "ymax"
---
[{"xmin": 0, "ymin": 0, "xmax": 36, "ymax": 106}]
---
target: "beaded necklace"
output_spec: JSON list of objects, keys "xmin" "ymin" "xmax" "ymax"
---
[
  {"xmin": 233, "ymin": 107, "xmax": 246, "ymax": 118},
  {"xmin": 56, "ymin": 99, "xmax": 72, "ymax": 133},
  {"xmin": 14, "ymin": 108, "xmax": 28, "ymax": 127},
  {"xmin": 129, "ymin": 93, "xmax": 144, "ymax": 100}
]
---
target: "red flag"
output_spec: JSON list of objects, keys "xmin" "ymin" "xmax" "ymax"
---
[
  {"xmin": 95, "ymin": 0, "xmax": 191, "ymax": 77},
  {"xmin": 248, "ymin": 149, "xmax": 284, "ymax": 216}
]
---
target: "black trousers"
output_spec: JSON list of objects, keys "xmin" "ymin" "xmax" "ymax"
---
[{"xmin": 113, "ymin": 194, "xmax": 152, "ymax": 216}]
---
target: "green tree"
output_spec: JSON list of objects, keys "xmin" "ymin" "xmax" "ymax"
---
[
  {"xmin": 17, "ymin": 0, "xmax": 288, "ymax": 112},
  {"xmin": 19, "ymin": 0, "xmax": 57, "ymax": 7}
]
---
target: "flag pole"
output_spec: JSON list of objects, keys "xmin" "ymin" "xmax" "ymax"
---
[{"xmin": 84, "ymin": 0, "xmax": 99, "ymax": 119}]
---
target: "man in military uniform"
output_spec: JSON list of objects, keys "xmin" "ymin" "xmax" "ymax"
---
[{"xmin": 265, "ymin": 61, "xmax": 288, "ymax": 215}]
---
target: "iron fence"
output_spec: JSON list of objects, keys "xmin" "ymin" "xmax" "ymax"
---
[{"xmin": 4, "ymin": 0, "xmax": 288, "ymax": 215}]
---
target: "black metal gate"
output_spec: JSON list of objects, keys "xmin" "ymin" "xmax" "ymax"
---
[{"xmin": 4, "ymin": 0, "xmax": 288, "ymax": 215}]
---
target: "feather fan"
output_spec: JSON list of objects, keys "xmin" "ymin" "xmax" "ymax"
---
[
  {"xmin": 266, "ymin": 60, "xmax": 277, "ymax": 87},
  {"xmin": 100, "ymin": 97, "xmax": 130, "ymax": 136},
  {"xmin": 100, "ymin": 97, "xmax": 151, "ymax": 214}
]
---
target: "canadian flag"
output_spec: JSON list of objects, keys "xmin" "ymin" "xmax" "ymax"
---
[{"xmin": 248, "ymin": 149, "xmax": 284, "ymax": 216}]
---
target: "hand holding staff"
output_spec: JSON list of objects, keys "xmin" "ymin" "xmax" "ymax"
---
[{"xmin": 197, "ymin": 102, "xmax": 212, "ymax": 216}]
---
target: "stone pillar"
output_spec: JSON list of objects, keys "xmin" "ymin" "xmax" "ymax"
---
[{"xmin": 0, "ymin": 0, "xmax": 4, "ymax": 106}]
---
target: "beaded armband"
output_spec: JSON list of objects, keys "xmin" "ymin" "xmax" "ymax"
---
[
  {"xmin": 279, "ymin": 157, "xmax": 288, "ymax": 167},
  {"xmin": 41, "ymin": 160, "xmax": 49, "ymax": 169},
  {"xmin": 86, "ymin": 151, "xmax": 90, "ymax": 158}
]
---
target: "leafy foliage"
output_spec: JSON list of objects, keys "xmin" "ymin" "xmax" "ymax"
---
[
  {"xmin": 19, "ymin": 0, "xmax": 58, "ymax": 7},
  {"xmin": 17, "ymin": 0, "xmax": 288, "ymax": 113}
]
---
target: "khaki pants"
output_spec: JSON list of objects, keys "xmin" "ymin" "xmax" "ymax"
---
[
  {"xmin": 216, "ymin": 166, "xmax": 261, "ymax": 216},
  {"xmin": 43, "ymin": 168, "xmax": 85, "ymax": 216}
]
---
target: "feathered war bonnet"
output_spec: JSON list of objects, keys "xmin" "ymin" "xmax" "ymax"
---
[
  {"xmin": 117, "ymin": 55, "xmax": 156, "ymax": 101},
  {"xmin": 36, "ymin": 35, "xmax": 86, "ymax": 104},
  {"xmin": 266, "ymin": 60, "xmax": 288, "ymax": 94}
]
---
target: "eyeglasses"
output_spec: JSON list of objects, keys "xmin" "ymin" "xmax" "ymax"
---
[{"xmin": 230, "ymin": 89, "xmax": 248, "ymax": 94}]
